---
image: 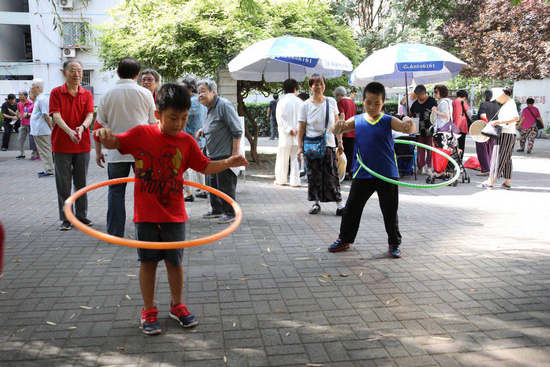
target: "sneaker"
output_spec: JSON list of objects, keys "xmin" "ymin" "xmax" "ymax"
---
[
  {"xmin": 501, "ymin": 183, "xmax": 511, "ymax": 190},
  {"xmin": 481, "ymin": 182, "xmax": 493, "ymax": 190},
  {"xmin": 328, "ymin": 239, "xmax": 350, "ymax": 253},
  {"xmin": 16, "ymin": 155, "xmax": 25, "ymax": 159},
  {"xmin": 476, "ymin": 172, "xmax": 489, "ymax": 176},
  {"xmin": 335, "ymin": 207, "xmax": 344, "ymax": 216},
  {"xmin": 389, "ymin": 245, "xmax": 402, "ymax": 258},
  {"xmin": 217, "ymin": 215, "xmax": 235, "ymax": 224},
  {"xmin": 59, "ymin": 221, "xmax": 72, "ymax": 231},
  {"xmin": 184, "ymin": 195, "xmax": 195, "ymax": 202},
  {"xmin": 526, "ymin": 151, "xmax": 532, "ymax": 154},
  {"xmin": 517, "ymin": 149, "xmax": 524, "ymax": 152},
  {"xmin": 1, "ymin": 147, "xmax": 7, "ymax": 151},
  {"xmin": 309, "ymin": 204, "xmax": 321, "ymax": 215},
  {"xmin": 77, "ymin": 218, "xmax": 93, "ymax": 226},
  {"xmin": 37, "ymin": 171, "xmax": 53, "ymax": 178},
  {"xmin": 196, "ymin": 191, "xmax": 208, "ymax": 199},
  {"xmin": 421, "ymin": 166, "xmax": 429, "ymax": 175},
  {"xmin": 169, "ymin": 303, "xmax": 198, "ymax": 328},
  {"xmin": 30, "ymin": 156, "xmax": 39, "ymax": 161},
  {"xmin": 140, "ymin": 307, "xmax": 161, "ymax": 335},
  {"xmin": 202, "ymin": 211, "xmax": 223, "ymax": 219}
]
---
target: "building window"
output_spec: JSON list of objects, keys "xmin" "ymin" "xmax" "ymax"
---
[
  {"xmin": 0, "ymin": 75, "xmax": 33, "ymax": 81},
  {"xmin": 24, "ymin": 31, "xmax": 32, "ymax": 60},
  {"xmin": 82, "ymin": 70, "xmax": 92, "ymax": 86},
  {"xmin": 62, "ymin": 22, "xmax": 90, "ymax": 48}
]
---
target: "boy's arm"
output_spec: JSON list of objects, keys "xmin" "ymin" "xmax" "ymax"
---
[
  {"xmin": 332, "ymin": 117, "xmax": 355, "ymax": 135},
  {"xmin": 391, "ymin": 116, "xmax": 416, "ymax": 134},
  {"xmin": 93, "ymin": 128, "xmax": 120, "ymax": 150},
  {"xmin": 202, "ymin": 155, "xmax": 248, "ymax": 175}
]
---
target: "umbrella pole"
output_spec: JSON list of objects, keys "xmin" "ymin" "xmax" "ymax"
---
[
  {"xmin": 404, "ymin": 73, "xmax": 409, "ymax": 116},
  {"xmin": 288, "ymin": 63, "xmax": 290, "ymax": 79}
]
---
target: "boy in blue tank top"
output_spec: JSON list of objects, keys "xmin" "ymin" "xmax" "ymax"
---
[{"xmin": 328, "ymin": 82, "xmax": 415, "ymax": 258}]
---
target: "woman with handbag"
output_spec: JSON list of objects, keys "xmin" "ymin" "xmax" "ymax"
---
[
  {"xmin": 482, "ymin": 88, "xmax": 519, "ymax": 190},
  {"xmin": 451, "ymin": 89, "xmax": 471, "ymax": 158},
  {"xmin": 297, "ymin": 74, "xmax": 344, "ymax": 215},
  {"xmin": 517, "ymin": 98, "xmax": 543, "ymax": 154}
]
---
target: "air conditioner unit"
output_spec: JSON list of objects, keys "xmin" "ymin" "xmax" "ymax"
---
[
  {"xmin": 63, "ymin": 48, "xmax": 76, "ymax": 58},
  {"xmin": 59, "ymin": 0, "xmax": 74, "ymax": 9}
]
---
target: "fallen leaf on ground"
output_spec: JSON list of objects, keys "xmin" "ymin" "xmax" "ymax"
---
[
  {"xmin": 385, "ymin": 297, "xmax": 399, "ymax": 305},
  {"xmin": 232, "ymin": 322, "xmax": 237, "ymax": 327},
  {"xmin": 116, "ymin": 346, "xmax": 126, "ymax": 351},
  {"xmin": 67, "ymin": 326, "xmax": 77, "ymax": 330},
  {"xmin": 12, "ymin": 259, "xmax": 21, "ymax": 263},
  {"xmin": 127, "ymin": 274, "xmax": 136, "ymax": 278},
  {"xmin": 80, "ymin": 305, "xmax": 92, "ymax": 310},
  {"xmin": 125, "ymin": 295, "xmax": 131, "ymax": 300},
  {"xmin": 266, "ymin": 248, "xmax": 271, "ymax": 253},
  {"xmin": 15, "ymin": 328, "xmax": 25, "ymax": 334},
  {"xmin": 359, "ymin": 272, "xmax": 363, "ymax": 277},
  {"xmin": 261, "ymin": 263, "xmax": 269, "ymax": 267},
  {"xmin": 432, "ymin": 336, "xmax": 453, "ymax": 341},
  {"xmin": 319, "ymin": 279, "xmax": 328, "ymax": 283},
  {"xmin": 46, "ymin": 321, "xmax": 56, "ymax": 326},
  {"xmin": 321, "ymin": 274, "xmax": 331, "ymax": 279},
  {"xmin": 240, "ymin": 277, "xmax": 248, "ymax": 281},
  {"xmin": 69, "ymin": 313, "xmax": 76, "ymax": 320},
  {"xmin": 285, "ymin": 332, "xmax": 291, "ymax": 336},
  {"xmin": 223, "ymin": 355, "xmax": 227, "ymax": 363},
  {"xmin": 0, "ymin": 291, "xmax": 7, "ymax": 294},
  {"xmin": 295, "ymin": 257, "xmax": 311, "ymax": 261},
  {"xmin": 339, "ymin": 273, "xmax": 349, "ymax": 277},
  {"xmin": 274, "ymin": 308, "xmax": 285, "ymax": 312},
  {"xmin": 379, "ymin": 333, "xmax": 397, "ymax": 338},
  {"xmin": 307, "ymin": 364, "xmax": 324, "ymax": 367}
]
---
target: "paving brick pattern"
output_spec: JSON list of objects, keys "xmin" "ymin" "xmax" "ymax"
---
[{"xmin": 1, "ymin": 138, "xmax": 550, "ymax": 366}]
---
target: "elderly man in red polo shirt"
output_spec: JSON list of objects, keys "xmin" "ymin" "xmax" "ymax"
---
[{"xmin": 49, "ymin": 60, "xmax": 95, "ymax": 231}]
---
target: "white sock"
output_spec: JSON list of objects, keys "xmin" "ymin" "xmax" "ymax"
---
[{"xmin": 337, "ymin": 201, "xmax": 345, "ymax": 210}]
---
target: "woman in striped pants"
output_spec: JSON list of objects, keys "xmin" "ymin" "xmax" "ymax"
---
[{"xmin": 482, "ymin": 89, "xmax": 519, "ymax": 190}]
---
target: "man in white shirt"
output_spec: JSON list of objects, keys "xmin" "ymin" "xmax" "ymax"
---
[
  {"xmin": 95, "ymin": 57, "xmax": 157, "ymax": 236},
  {"xmin": 29, "ymin": 79, "xmax": 54, "ymax": 177},
  {"xmin": 274, "ymin": 79, "xmax": 303, "ymax": 187}
]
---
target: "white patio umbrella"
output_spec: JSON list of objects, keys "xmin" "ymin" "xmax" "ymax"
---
[
  {"xmin": 228, "ymin": 35, "xmax": 353, "ymax": 82},
  {"xmin": 349, "ymin": 43, "xmax": 467, "ymax": 88}
]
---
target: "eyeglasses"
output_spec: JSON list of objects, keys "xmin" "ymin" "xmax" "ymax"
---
[{"xmin": 142, "ymin": 78, "xmax": 155, "ymax": 82}]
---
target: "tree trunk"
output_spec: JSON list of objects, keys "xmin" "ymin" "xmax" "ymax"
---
[{"xmin": 236, "ymin": 81, "xmax": 259, "ymax": 162}]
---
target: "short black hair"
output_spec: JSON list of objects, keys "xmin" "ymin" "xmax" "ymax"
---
[
  {"xmin": 503, "ymin": 88, "xmax": 512, "ymax": 96},
  {"xmin": 484, "ymin": 90, "xmax": 493, "ymax": 101},
  {"xmin": 283, "ymin": 79, "xmax": 298, "ymax": 94},
  {"xmin": 182, "ymin": 77, "xmax": 197, "ymax": 93},
  {"xmin": 273, "ymin": 93, "xmax": 279, "ymax": 99},
  {"xmin": 308, "ymin": 74, "xmax": 326, "ymax": 87},
  {"xmin": 7, "ymin": 94, "xmax": 16, "ymax": 100},
  {"xmin": 414, "ymin": 85, "xmax": 427, "ymax": 95},
  {"xmin": 156, "ymin": 83, "xmax": 191, "ymax": 113},
  {"xmin": 297, "ymin": 92, "xmax": 309, "ymax": 101},
  {"xmin": 117, "ymin": 57, "xmax": 141, "ymax": 79},
  {"xmin": 434, "ymin": 84, "xmax": 449, "ymax": 98},
  {"xmin": 63, "ymin": 60, "xmax": 83, "ymax": 70},
  {"xmin": 456, "ymin": 89, "xmax": 468, "ymax": 98},
  {"xmin": 526, "ymin": 97, "xmax": 535, "ymax": 105},
  {"xmin": 363, "ymin": 82, "xmax": 386, "ymax": 101}
]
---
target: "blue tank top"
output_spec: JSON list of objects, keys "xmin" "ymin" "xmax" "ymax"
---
[{"xmin": 353, "ymin": 113, "xmax": 399, "ymax": 180}]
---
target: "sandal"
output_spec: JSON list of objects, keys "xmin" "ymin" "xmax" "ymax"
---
[
  {"xmin": 501, "ymin": 183, "xmax": 511, "ymax": 190},
  {"xmin": 309, "ymin": 204, "xmax": 321, "ymax": 215}
]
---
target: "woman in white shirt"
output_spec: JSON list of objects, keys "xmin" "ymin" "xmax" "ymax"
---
[
  {"xmin": 431, "ymin": 85, "xmax": 453, "ymax": 133},
  {"xmin": 297, "ymin": 74, "xmax": 344, "ymax": 215},
  {"xmin": 482, "ymin": 88, "xmax": 519, "ymax": 190}
]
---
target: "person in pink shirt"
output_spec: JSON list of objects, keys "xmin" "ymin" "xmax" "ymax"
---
[
  {"xmin": 451, "ymin": 90, "xmax": 470, "ymax": 158},
  {"xmin": 16, "ymin": 91, "xmax": 35, "ymax": 159},
  {"xmin": 517, "ymin": 98, "xmax": 543, "ymax": 154}
]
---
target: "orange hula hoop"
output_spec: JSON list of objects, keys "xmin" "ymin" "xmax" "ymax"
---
[{"xmin": 63, "ymin": 177, "xmax": 242, "ymax": 250}]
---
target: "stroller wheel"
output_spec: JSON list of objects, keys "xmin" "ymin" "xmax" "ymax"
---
[
  {"xmin": 452, "ymin": 180, "xmax": 458, "ymax": 187},
  {"xmin": 426, "ymin": 177, "xmax": 431, "ymax": 184},
  {"xmin": 462, "ymin": 176, "xmax": 465, "ymax": 183}
]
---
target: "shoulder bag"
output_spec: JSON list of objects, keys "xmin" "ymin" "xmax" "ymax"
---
[
  {"xmin": 303, "ymin": 99, "xmax": 329, "ymax": 160},
  {"xmin": 481, "ymin": 104, "xmax": 503, "ymax": 138},
  {"xmin": 461, "ymin": 100, "xmax": 472, "ymax": 128},
  {"xmin": 525, "ymin": 106, "xmax": 544, "ymax": 130}
]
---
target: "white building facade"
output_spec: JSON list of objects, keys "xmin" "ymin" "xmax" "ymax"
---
[{"xmin": 0, "ymin": 0, "xmax": 118, "ymax": 104}]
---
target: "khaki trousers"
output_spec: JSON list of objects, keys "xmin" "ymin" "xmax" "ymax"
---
[{"xmin": 33, "ymin": 135, "xmax": 54, "ymax": 174}]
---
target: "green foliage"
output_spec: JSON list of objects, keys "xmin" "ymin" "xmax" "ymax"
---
[
  {"xmin": 98, "ymin": 0, "xmax": 362, "ymax": 81},
  {"xmin": 244, "ymin": 103, "xmax": 270, "ymax": 137}
]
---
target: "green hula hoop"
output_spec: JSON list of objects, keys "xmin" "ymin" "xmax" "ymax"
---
[{"xmin": 354, "ymin": 139, "xmax": 460, "ymax": 189}]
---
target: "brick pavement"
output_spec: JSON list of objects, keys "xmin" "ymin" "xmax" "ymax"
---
[{"xmin": 1, "ymin": 137, "xmax": 550, "ymax": 366}]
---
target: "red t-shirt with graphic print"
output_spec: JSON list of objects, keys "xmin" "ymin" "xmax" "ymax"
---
[{"xmin": 117, "ymin": 124, "xmax": 210, "ymax": 223}]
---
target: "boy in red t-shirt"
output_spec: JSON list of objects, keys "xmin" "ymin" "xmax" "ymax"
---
[{"xmin": 94, "ymin": 84, "xmax": 248, "ymax": 335}]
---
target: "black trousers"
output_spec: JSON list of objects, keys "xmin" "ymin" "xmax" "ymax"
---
[
  {"xmin": 2, "ymin": 120, "xmax": 14, "ymax": 149},
  {"xmin": 457, "ymin": 133, "xmax": 466, "ymax": 158},
  {"xmin": 339, "ymin": 178, "xmax": 402, "ymax": 246},
  {"xmin": 207, "ymin": 168, "xmax": 237, "ymax": 216},
  {"xmin": 342, "ymin": 137, "xmax": 355, "ymax": 175}
]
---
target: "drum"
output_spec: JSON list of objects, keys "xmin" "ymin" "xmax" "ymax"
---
[
  {"xmin": 337, "ymin": 152, "xmax": 347, "ymax": 182},
  {"xmin": 469, "ymin": 120, "xmax": 490, "ymax": 143}
]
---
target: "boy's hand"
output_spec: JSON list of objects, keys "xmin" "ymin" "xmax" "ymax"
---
[
  {"xmin": 196, "ymin": 128, "xmax": 204, "ymax": 139},
  {"xmin": 403, "ymin": 117, "xmax": 415, "ymax": 134},
  {"xmin": 226, "ymin": 154, "xmax": 249, "ymax": 168},
  {"xmin": 93, "ymin": 128, "xmax": 116, "ymax": 145}
]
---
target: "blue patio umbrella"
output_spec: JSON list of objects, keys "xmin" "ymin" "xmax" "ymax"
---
[{"xmin": 228, "ymin": 35, "xmax": 353, "ymax": 82}]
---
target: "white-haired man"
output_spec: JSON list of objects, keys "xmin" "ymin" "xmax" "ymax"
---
[{"xmin": 30, "ymin": 79, "xmax": 54, "ymax": 177}]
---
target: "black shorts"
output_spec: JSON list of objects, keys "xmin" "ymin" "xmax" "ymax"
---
[{"xmin": 135, "ymin": 222, "xmax": 185, "ymax": 266}]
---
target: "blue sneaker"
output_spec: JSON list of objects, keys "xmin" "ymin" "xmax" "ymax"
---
[
  {"xmin": 202, "ymin": 211, "xmax": 223, "ymax": 219},
  {"xmin": 328, "ymin": 239, "xmax": 350, "ymax": 253},
  {"xmin": 389, "ymin": 245, "xmax": 402, "ymax": 258},
  {"xmin": 217, "ymin": 215, "xmax": 235, "ymax": 224},
  {"xmin": 169, "ymin": 303, "xmax": 198, "ymax": 328},
  {"xmin": 140, "ymin": 307, "xmax": 161, "ymax": 335}
]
